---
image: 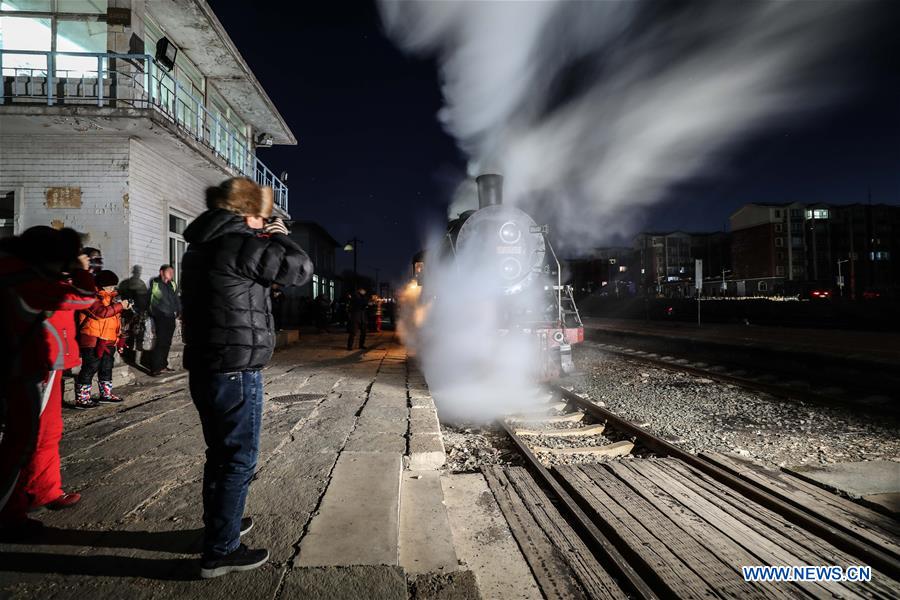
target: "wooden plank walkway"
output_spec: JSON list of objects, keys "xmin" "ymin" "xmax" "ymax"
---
[
  {"xmin": 483, "ymin": 466, "xmax": 625, "ymax": 600},
  {"xmin": 700, "ymin": 452, "xmax": 900, "ymax": 560},
  {"xmin": 554, "ymin": 458, "xmax": 900, "ymax": 600}
]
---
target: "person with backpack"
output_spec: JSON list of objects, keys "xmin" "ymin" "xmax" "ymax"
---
[{"xmin": 0, "ymin": 227, "xmax": 97, "ymax": 539}]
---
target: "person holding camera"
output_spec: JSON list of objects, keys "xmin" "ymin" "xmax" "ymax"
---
[
  {"xmin": 181, "ymin": 177, "xmax": 312, "ymax": 578},
  {"xmin": 75, "ymin": 270, "xmax": 131, "ymax": 408}
]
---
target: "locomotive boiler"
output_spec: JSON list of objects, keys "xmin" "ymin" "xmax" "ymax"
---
[{"xmin": 417, "ymin": 173, "xmax": 584, "ymax": 378}]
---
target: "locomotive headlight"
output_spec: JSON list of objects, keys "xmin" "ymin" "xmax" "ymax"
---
[
  {"xmin": 500, "ymin": 257, "xmax": 522, "ymax": 280},
  {"xmin": 499, "ymin": 221, "xmax": 521, "ymax": 244}
]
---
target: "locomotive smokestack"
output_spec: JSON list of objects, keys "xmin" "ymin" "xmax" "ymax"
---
[{"xmin": 476, "ymin": 174, "xmax": 503, "ymax": 209}]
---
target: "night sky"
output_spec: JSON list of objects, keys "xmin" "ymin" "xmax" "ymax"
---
[{"xmin": 207, "ymin": 1, "xmax": 900, "ymax": 281}]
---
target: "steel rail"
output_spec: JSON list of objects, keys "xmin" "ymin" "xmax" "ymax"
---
[
  {"xmin": 551, "ymin": 385, "xmax": 900, "ymax": 579},
  {"xmin": 498, "ymin": 420, "xmax": 660, "ymax": 600}
]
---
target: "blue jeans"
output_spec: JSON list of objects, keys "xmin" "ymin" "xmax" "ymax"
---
[{"xmin": 189, "ymin": 369, "xmax": 263, "ymax": 558}]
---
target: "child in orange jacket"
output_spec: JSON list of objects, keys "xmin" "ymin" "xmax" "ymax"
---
[{"xmin": 75, "ymin": 270, "xmax": 131, "ymax": 407}]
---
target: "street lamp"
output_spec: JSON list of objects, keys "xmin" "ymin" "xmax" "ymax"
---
[
  {"xmin": 344, "ymin": 237, "xmax": 362, "ymax": 288},
  {"xmin": 837, "ymin": 258, "xmax": 849, "ymax": 297}
]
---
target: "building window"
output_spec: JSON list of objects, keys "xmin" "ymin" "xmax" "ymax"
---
[
  {"xmin": 0, "ymin": 3, "xmax": 110, "ymax": 77},
  {"xmin": 0, "ymin": 15, "xmax": 51, "ymax": 75},
  {"xmin": 1, "ymin": 191, "xmax": 15, "ymax": 239},
  {"xmin": 775, "ymin": 266, "xmax": 784, "ymax": 276},
  {"xmin": 312, "ymin": 274, "xmax": 319, "ymax": 297},
  {"xmin": 774, "ymin": 223, "xmax": 783, "ymax": 233},
  {"xmin": 144, "ymin": 14, "xmax": 209, "ymax": 133},
  {"xmin": 758, "ymin": 281, "xmax": 768, "ymax": 292},
  {"xmin": 774, "ymin": 210, "xmax": 781, "ymax": 218},
  {"xmin": 791, "ymin": 209, "xmax": 801, "ymax": 218},
  {"xmin": 791, "ymin": 236, "xmax": 803, "ymax": 248},
  {"xmin": 775, "ymin": 237, "xmax": 784, "ymax": 247},
  {"xmin": 168, "ymin": 212, "xmax": 188, "ymax": 287},
  {"xmin": 57, "ymin": 1, "xmax": 108, "ymax": 14},
  {"xmin": 805, "ymin": 208, "xmax": 830, "ymax": 220},
  {"xmin": 0, "ymin": 1, "xmax": 52, "ymax": 10},
  {"xmin": 56, "ymin": 19, "xmax": 106, "ymax": 76}
]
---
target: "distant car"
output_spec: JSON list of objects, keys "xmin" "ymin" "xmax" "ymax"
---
[
  {"xmin": 862, "ymin": 290, "xmax": 881, "ymax": 300},
  {"xmin": 809, "ymin": 289, "xmax": 832, "ymax": 299}
]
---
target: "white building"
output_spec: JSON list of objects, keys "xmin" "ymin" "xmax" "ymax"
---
[{"xmin": 0, "ymin": 0, "xmax": 296, "ymax": 284}]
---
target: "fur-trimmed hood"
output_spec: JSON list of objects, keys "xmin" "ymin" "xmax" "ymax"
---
[{"xmin": 205, "ymin": 177, "xmax": 274, "ymax": 219}]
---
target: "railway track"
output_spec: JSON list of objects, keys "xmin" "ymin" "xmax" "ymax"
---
[
  {"xmin": 586, "ymin": 340, "xmax": 897, "ymax": 411},
  {"xmin": 590, "ymin": 332, "xmax": 898, "ymax": 413},
  {"xmin": 489, "ymin": 384, "xmax": 900, "ymax": 600}
]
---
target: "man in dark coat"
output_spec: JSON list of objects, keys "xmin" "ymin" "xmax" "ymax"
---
[
  {"xmin": 346, "ymin": 288, "xmax": 369, "ymax": 350},
  {"xmin": 147, "ymin": 264, "xmax": 180, "ymax": 375},
  {"xmin": 180, "ymin": 177, "xmax": 312, "ymax": 578}
]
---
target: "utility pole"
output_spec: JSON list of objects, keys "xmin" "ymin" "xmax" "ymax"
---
[
  {"xmin": 695, "ymin": 259, "xmax": 703, "ymax": 328},
  {"xmin": 837, "ymin": 258, "xmax": 849, "ymax": 297}
]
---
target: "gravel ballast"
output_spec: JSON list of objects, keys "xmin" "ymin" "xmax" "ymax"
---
[{"xmin": 571, "ymin": 343, "xmax": 900, "ymax": 468}]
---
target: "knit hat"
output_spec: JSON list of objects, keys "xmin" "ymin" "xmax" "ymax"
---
[
  {"xmin": 206, "ymin": 177, "xmax": 274, "ymax": 219},
  {"xmin": 95, "ymin": 269, "xmax": 119, "ymax": 288}
]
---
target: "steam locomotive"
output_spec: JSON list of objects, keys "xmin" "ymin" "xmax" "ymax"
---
[{"xmin": 414, "ymin": 174, "xmax": 583, "ymax": 378}]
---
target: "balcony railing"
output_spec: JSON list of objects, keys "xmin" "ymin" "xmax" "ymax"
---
[{"xmin": 0, "ymin": 49, "xmax": 289, "ymax": 213}]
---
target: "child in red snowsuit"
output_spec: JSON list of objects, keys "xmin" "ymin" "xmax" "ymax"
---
[{"xmin": 0, "ymin": 227, "xmax": 96, "ymax": 537}]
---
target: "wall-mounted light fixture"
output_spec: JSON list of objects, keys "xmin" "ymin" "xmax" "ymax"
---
[{"xmin": 155, "ymin": 37, "xmax": 177, "ymax": 71}]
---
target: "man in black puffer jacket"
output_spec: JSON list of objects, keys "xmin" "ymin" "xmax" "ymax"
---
[{"xmin": 180, "ymin": 177, "xmax": 312, "ymax": 579}]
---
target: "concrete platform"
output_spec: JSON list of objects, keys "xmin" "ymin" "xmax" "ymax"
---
[
  {"xmin": 296, "ymin": 452, "xmax": 403, "ymax": 567},
  {"xmin": 787, "ymin": 460, "xmax": 900, "ymax": 516},
  {"xmin": 441, "ymin": 474, "xmax": 542, "ymax": 600},
  {"xmin": 399, "ymin": 471, "xmax": 459, "ymax": 575},
  {"xmin": 0, "ymin": 333, "xmax": 474, "ymax": 599}
]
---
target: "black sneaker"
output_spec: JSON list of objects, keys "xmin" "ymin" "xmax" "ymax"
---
[
  {"xmin": 200, "ymin": 544, "xmax": 269, "ymax": 579},
  {"xmin": 240, "ymin": 516, "xmax": 253, "ymax": 536}
]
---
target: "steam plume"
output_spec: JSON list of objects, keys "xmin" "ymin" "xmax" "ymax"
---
[
  {"xmin": 382, "ymin": 0, "xmax": 873, "ymax": 422},
  {"xmin": 380, "ymin": 0, "xmax": 871, "ymax": 248}
]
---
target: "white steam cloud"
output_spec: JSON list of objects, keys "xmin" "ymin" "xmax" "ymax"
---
[
  {"xmin": 380, "ymin": 0, "xmax": 871, "ymax": 248},
  {"xmin": 383, "ymin": 0, "xmax": 873, "ymax": 422},
  {"xmin": 405, "ymin": 238, "xmax": 546, "ymax": 422}
]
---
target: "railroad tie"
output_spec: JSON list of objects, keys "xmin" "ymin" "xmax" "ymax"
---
[
  {"xmin": 532, "ymin": 440, "xmax": 634, "ymax": 458},
  {"xmin": 515, "ymin": 424, "xmax": 606, "ymax": 438},
  {"xmin": 510, "ymin": 411, "xmax": 585, "ymax": 425}
]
